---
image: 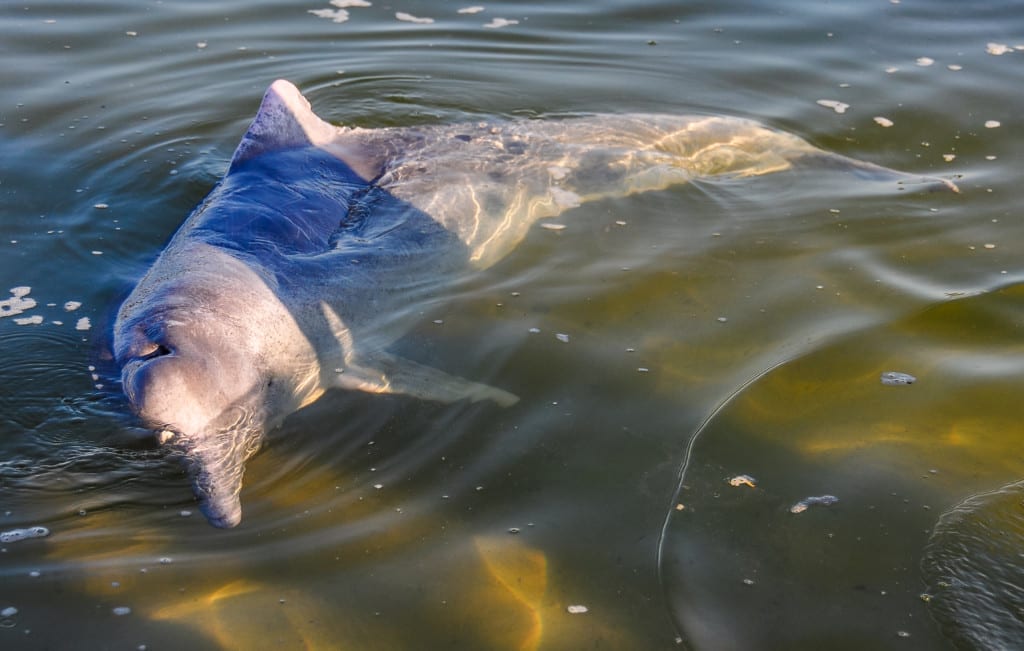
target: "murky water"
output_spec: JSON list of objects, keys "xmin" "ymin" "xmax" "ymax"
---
[{"xmin": 2, "ymin": 1, "xmax": 1023, "ymax": 649}]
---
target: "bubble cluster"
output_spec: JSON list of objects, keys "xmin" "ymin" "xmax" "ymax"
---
[{"xmin": 0, "ymin": 526, "xmax": 50, "ymax": 543}]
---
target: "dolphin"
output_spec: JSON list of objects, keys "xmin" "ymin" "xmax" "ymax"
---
[{"xmin": 112, "ymin": 79, "xmax": 956, "ymax": 527}]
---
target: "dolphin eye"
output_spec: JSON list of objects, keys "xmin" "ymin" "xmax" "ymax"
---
[{"xmin": 138, "ymin": 342, "xmax": 171, "ymax": 360}]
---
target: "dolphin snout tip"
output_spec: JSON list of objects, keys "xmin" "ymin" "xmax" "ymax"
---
[{"xmin": 200, "ymin": 499, "xmax": 243, "ymax": 528}]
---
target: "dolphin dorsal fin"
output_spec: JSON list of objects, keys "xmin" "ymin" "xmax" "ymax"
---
[
  {"xmin": 229, "ymin": 79, "xmax": 337, "ymax": 168},
  {"xmin": 229, "ymin": 80, "xmax": 383, "ymax": 181}
]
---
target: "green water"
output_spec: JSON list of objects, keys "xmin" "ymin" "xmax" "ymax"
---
[{"xmin": 2, "ymin": 1, "xmax": 1023, "ymax": 649}]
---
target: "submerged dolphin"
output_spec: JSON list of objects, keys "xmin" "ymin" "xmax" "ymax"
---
[{"xmin": 112, "ymin": 80, "xmax": 955, "ymax": 527}]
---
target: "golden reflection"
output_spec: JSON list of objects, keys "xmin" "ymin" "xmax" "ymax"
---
[
  {"xmin": 148, "ymin": 580, "xmax": 358, "ymax": 651},
  {"xmin": 473, "ymin": 536, "xmax": 548, "ymax": 651},
  {"xmin": 468, "ymin": 536, "xmax": 634, "ymax": 650}
]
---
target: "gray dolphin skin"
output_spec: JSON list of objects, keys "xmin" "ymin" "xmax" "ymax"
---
[{"xmin": 112, "ymin": 80, "xmax": 956, "ymax": 528}]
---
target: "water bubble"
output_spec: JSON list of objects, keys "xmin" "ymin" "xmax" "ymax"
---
[{"xmin": 881, "ymin": 371, "xmax": 916, "ymax": 386}]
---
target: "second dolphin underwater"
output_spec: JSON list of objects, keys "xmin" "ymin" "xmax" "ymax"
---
[{"xmin": 112, "ymin": 80, "xmax": 957, "ymax": 527}]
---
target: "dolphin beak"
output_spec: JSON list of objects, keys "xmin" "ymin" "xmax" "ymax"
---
[
  {"xmin": 193, "ymin": 461, "xmax": 245, "ymax": 529},
  {"xmin": 174, "ymin": 431, "xmax": 257, "ymax": 529}
]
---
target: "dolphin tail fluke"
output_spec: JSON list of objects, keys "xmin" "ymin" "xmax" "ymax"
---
[{"xmin": 790, "ymin": 151, "xmax": 960, "ymax": 194}]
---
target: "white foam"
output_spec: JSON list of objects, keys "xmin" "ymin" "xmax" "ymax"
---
[
  {"xmin": 0, "ymin": 286, "xmax": 36, "ymax": 319},
  {"xmin": 816, "ymin": 99, "xmax": 849, "ymax": 114},
  {"xmin": 458, "ymin": 6, "xmax": 484, "ymax": 14},
  {"xmin": 75, "ymin": 317, "xmax": 92, "ymax": 331},
  {"xmin": 483, "ymin": 17, "xmax": 518, "ymax": 28},
  {"xmin": 309, "ymin": 8, "xmax": 350, "ymax": 22},
  {"xmin": 396, "ymin": 12, "xmax": 434, "ymax": 24},
  {"xmin": 0, "ymin": 526, "xmax": 49, "ymax": 543}
]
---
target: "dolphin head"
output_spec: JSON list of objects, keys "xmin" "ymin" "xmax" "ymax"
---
[{"xmin": 115, "ymin": 293, "xmax": 271, "ymax": 528}]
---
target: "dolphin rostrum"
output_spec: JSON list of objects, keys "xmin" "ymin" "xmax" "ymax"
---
[{"xmin": 112, "ymin": 80, "xmax": 956, "ymax": 527}]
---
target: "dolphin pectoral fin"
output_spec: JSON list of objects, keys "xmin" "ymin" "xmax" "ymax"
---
[
  {"xmin": 331, "ymin": 352, "xmax": 519, "ymax": 407},
  {"xmin": 318, "ymin": 301, "xmax": 518, "ymax": 406}
]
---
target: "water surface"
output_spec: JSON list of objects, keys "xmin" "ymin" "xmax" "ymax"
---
[{"xmin": 2, "ymin": 1, "xmax": 1023, "ymax": 649}]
